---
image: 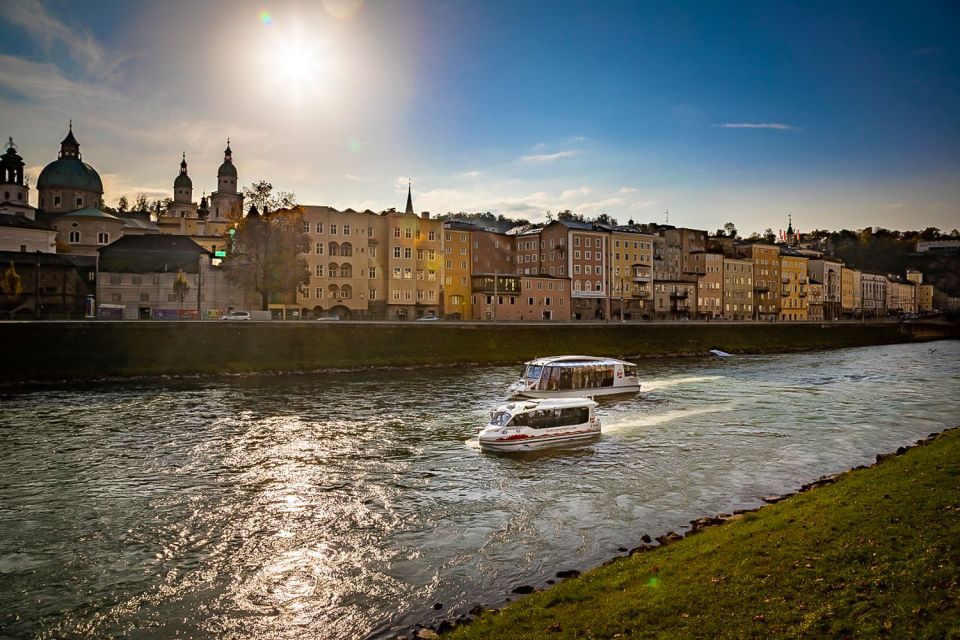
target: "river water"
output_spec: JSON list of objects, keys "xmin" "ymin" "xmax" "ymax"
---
[{"xmin": 1, "ymin": 340, "xmax": 958, "ymax": 639}]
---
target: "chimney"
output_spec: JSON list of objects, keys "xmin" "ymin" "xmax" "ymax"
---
[{"xmin": 421, "ymin": 211, "xmax": 430, "ymax": 219}]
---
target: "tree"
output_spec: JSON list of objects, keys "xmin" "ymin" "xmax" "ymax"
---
[
  {"xmin": 724, "ymin": 222, "xmax": 738, "ymax": 238},
  {"xmin": 172, "ymin": 269, "xmax": 190, "ymax": 315},
  {"xmin": 243, "ymin": 181, "xmax": 297, "ymax": 213},
  {"xmin": 592, "ymin": 213, "xmax": 618, "ymax": 226},
  {"xmin": 133, "ymin": 194, "xmax": 150, "ymax": 213},
  {"xmin": 224, "ymin": 183, "xmax": 309, "ymax": 310},
  {"xmin": 117, "ymin": 196, "xmax": 129, "ymax": 213},
  {"xmin": 1, "ymin": 261, "xmax": 24, "ymax": 318},
  {"xmin": 764, "ymin": 228, "xmax": 776, "ymax": 243},
  {"xmin": 557, "ymin": 209, "xmax": 586, "ymax": 223}
]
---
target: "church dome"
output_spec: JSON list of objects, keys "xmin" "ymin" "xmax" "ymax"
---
[
  {"xmin": 37, "ymin": 156, "xmax": 104, "ymax": 193},
  {"xmin": 174, "ymin": 172, "xmax": 193, "ymax": 189},
  {"xmin": 217, "ymin": 160, "xmax": 237, "ymax": 178}
]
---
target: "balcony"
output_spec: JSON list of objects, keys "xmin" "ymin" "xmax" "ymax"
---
[
  {"xmin": 636, "ymin": 291, "xmax": 651, "ymax": 299},
  {"xmin": 632, "ymin": 275, "xmax": 651, "ymax": 283},
  {"xmin": 670, "ymin": 292, "xmax": 689, "ymax": 299},
  {"xmin": 754, "ymin": 284, "xmax": 769, "ymax": 292}
]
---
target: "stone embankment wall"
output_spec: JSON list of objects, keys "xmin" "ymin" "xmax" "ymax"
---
[{"xmin": 1, "ymin": 320, "xmax": 955, "ymax": 383}]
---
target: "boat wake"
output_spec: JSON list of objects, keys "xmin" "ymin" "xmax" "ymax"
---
[
  {"xmin": 602, "ymin": 404, "xmax": 731, "ymax": 433},
  {"xmin": 642, "ymin": 375, "xmax": 723, "ymax": 392}
]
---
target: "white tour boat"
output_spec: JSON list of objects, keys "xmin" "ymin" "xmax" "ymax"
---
[
  {"xmin": 508, "ymin": 355, "xmax": 641, "ymax": 398},
  {"xmin": 478, "ymin": 398, "xmax": 600, "ymax": 452}
]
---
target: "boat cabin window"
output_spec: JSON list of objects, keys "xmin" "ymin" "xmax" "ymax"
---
[
  {"xmin": 509, "ymin": 407, "xmax": 590, "ymax": 429},
  {"xmin": 524, "ymin": 365, "xmax": 543, "ymax": 382},
  {"xmin": 550, "ymin": 364, "xmax": 617, "ymax": 390},
  {"xmin": 490, "ymin": 411, "xmax": 512, "ymax": 426},
  {"xmin": 623, "ymin": 364, "xmax": 638, "ymax": 378}
]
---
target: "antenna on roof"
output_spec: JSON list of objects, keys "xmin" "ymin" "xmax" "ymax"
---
[{"xmin": 665, "ymin": 208, "xmax": 669, "ymax": 225}]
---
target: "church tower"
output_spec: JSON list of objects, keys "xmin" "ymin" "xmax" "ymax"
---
[
  {"xmin": 404, "ymin": 181, "xmax": 414, "ymax": 214},
  {"xmin": 0, "ymin": 137, "xmax": 34, "ymax": 219},
  {"xmin": 785, "ymin": 214, "xmax": 796, "ymax": 246},
  {"xmin": 166, "ymin": 153, "xmax": 197, "ymax": 219},
  {"xmin": 210, "ymin": 139, "xmax": 243, "ymax": 222}
]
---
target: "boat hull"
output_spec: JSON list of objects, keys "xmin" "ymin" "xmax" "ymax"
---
[
  {"xmin": 478, "ymin": 425, "xmax": 601, "ymax": 452},
  {"xmin": 509, "ymin": 384, "xmax": 640, "ymax": 399}
]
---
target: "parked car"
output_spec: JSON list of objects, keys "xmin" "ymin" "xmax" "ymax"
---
[
  {"xmin": 315, "ymin": 314, "xmax": 341, "ymax": 321},
  {"xmin": 220, "ymin": 310, "xmax": 251, "ymax": 321},
  {"xmin": 416, "ymin": 314, "xmax": 441, "ymax": 321}
]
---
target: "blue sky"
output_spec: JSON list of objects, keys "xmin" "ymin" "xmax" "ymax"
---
[{"xmin": 1, "ymin": 0, "xmax": 957, "ymax": 234}]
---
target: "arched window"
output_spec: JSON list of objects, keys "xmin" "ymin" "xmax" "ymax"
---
[
  {"xmin": 328, "ymin": 241, "xmax": 340, "ymax": 256},
  {"xmin": 97, "ymin": 232, "xmax": 109, "ymax": 244},
  {"xmin": 596, "ymin": 281, "xmax": 602, "ymax": 292},
  {"xmin": 68, "ymin": 230, "xmax": 81, "ymax": 243},
  {"xmin": 340, "ymin": 242, "xmax": 353, "ymax": 256},
  {"xmin": 340, "ymin": 263, "xmax": 352, "ymax": 278},
  {"xmin": 574, "ymin": 280, "xmax": 582, "ymax": 291},
  {"xmin": 328, "ymin": 284, "xmax": 339, "ymax": 298},
  {"xmin": 341, "ymin": 284, "xmax": 352, "ymax": 299},
  {"xmin": 328, "ymin": 262, "xmax": 339, "ymax": 278}
]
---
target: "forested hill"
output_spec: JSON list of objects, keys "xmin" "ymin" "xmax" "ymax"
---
[{"xmin": 815, "ymin": 228, "xmax": 960, "ymax": 296}]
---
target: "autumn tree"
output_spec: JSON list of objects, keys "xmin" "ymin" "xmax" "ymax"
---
[
  {"xmin": 224, "ymin": 183, "xmax": 309, "ymax": 310},
  {"xmin": 1, "ymin": 261, "xmax": 24, "ymax": 318},
  {"xmin": 172, "ymin": 269, "xmax": 190, "ymax": 315},
  {"xmin": 133, "ymin": 194, "xmax": 150, "ymax": 212},
  {"xmin": 117, "ymin": 196, "xmax": 129, "ymax": 213}
]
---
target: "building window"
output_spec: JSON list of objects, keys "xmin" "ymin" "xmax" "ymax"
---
[
  {"xmin": 369, "ymin": 267, "xmax": 377, "ymax": 279},
  {"xmin": 76, "ymin": 197, "xmax": 83, "ymax": 207},
  {"xmin": 404, "ymin": 247, "xmax": 412, "ymax": 259},
  {"xmin": 369, "ymin": 246, "xmax": 376, "ymax": 258},
  {"xmin": 316, "ymin": 222, "xmax": 324, "ymax": 233},
  {"xmin": 302, "ymin": 221, "xmax": 310, "ymax": 234},
  {"xmin": 54, "ymin": 195, "xmax": 62, "ymax": 207},
  {"xmin": 69, "ymin": 230, "xmax": 80, "ymax": 243},
  {"xmin": 428, "ymin": 230, "xmax": 436, "ymax": 241},
  {"xmin": 404, "ymin": 290, "xmax": 412, "ymax": 300},
  {"xmin": 343, "ymin": 224, "xmax": 350, "ymax": 236},
  {"xmin": 404, "ymin": 267, "xmax": 412, "ymax": 279},
  {"xmin": 394, "ymin": 227, "xmax": 401, "ymax": 238},
  {"xmin": 369, "ymin": 289, "xmax": 377, "ymax": 300},
  {"xmin": 330, "ymin": 224, "xmax": 337, "ymax": 235},
  {"xmin": 393, "ymin": 290, "xmax": 401, "ymax": 300},
  {"xmin": 315, "ymin": 264, "xmax": 324, "ymax": 277},
  {"xmin": 417, "ymin": 249, "xmax": 425, "ymax": 260},
  {"xmin": 316, "ymin": 287, "xmax": 323, "ymax": 298},
  {"xmin": 393, "ymin": 267, "xmax": 401, "ymax": 279},
  {"xmin": 405, "ymin": 228, "xmax": 412, "ymax": 239},
  {"xmin": 315, "ymin": 243, "xmax": 323, "ymax": 255},
  {"xmin": 428, "ymin": 250, "xmax": 435, "ymax": 260},
  {"xmin": 97, "ymin": 232, "xmax": 109, "ymax": 244}
]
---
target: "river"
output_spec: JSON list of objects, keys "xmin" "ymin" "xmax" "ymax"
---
[{"xmin": 1, "ymin": 340, "xmax": 958, "ymax": 639}]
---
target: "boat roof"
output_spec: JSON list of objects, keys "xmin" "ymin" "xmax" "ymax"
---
[
  {"xmin": 496, "ymin": 398, "xmax": 597, "ymax": 413},
  {"xmin": 524, "ymin": 355, "xmax": 634, "ymax": 367}
]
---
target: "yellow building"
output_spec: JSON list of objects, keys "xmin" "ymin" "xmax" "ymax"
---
[
  {"xmin": 917, "ymin": 284, "xmax": 934, "ymax": 313},
  {"xmin": 604, "ymin": 226, "xmax": 654, "ymax": 319},
  {"xmin": 689, "ymin": 250, "xmax": 724, "ymax": 319},
  {"xmin": 443, "ymin": 222, "xmax": 473, "ymax": 319},
  {"xmin": 779, "ymin": 251, "xmax": 809, "ymax": 321},
  {"xmin": 383, "ymin": 186, "xmax": 443, "ymax": 320},
  {"xmin": 841, "ymin": 266, "xmax": 861, "ymax": 318}
]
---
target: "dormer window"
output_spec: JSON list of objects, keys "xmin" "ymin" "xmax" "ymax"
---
[
  {"xmin": 76, "ymin": 196, "xmax": 83, "ymax": 207},
  {"xmin": 54, "ymin": 195, "xmax": 61, "ymax": 207}
]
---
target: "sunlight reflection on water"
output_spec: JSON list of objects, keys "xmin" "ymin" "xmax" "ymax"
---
[{"xmin": 0, "ymin": 341, "xmax": 958, "ymax": 639}]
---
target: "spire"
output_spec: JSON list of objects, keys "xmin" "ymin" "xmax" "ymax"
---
[
  {"xmin": 786, "ymin": 213, "xmax": 794, "ymax": 235},
  {"xmin": 59, "ymin": 121, "xmax": 80, "ymax": 159},
  {"xmin": 224, "ymin": 138, "xmax": 232, "ymax": 159},
  {"xmin": 180, "ymin": 152, "xmax": 188, "ymax": 174},
  {"xmin": 404, "ymin": 181, "xmax": 414, "ymax": 214}
]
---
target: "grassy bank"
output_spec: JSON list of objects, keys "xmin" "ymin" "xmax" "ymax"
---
[
  {"xmin": 2, "ymin": 320, "xmax": 954, "ymax": 383},
  {"xmin": 444, "ymin": 428, "xmax": 960, "ymax": 639}
]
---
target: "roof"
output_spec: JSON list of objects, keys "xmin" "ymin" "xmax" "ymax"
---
[
  {"xmin": 497, "ymin": 398, "xmax": 598, "ymax": 413},
  {"xmin": 0, "ymin": 213, "xmax": 52, "ymax": 231},
  {"xmin": 0, "ymin": 249, "xmax": 95, "ymax": 269},
  {"xmin": 98, "ymin": 234, "xmax": 210, "ymax": 274},
  {"xmin": 217, "ymin": 160, "xmax": 237, "ymax": 178},
  {"xmin": 551, "ymin": 219, "xmax": 595, "ymax": 231},
  {"xmin": 523, "ymin": 355, "xmax": 635, "ymax": 366},
  {"xmin": 56, "ymin": 207, "xmax": 122, "ymax": 221},
  {"xmin": 120, "ymin": 217, "xmax": 161, "ymax": 232},
  {"xmin": 36, "ymin": 156, "xmax": 103, "ymax": 193}
]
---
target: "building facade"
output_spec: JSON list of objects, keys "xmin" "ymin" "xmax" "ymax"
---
[
  {"xmin": 689, "ymin": 250, "xmax": 723, "ymax": 319},
  {"xmin": 723, "ymin": 257, "xmax": 754, "ymax": 321},
  {"xmin": 779, "ymin": 252, "xmax": 809, "ymax": 321},
  {"xmin": 739, "ymin": 243, "xmax": 781, "ymax": 321}
]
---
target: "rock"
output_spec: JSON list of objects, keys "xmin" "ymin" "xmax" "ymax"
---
[
  {"xmin": 640, "ymin": 534, "xmax": 652, "ymax": 543},
  {"xmin": 468, "ymin": 605, "xmax": 485, "ymax": 616},
  {"xmin": 546, "ymin": 579, "xmax": 555, "ymax": 584},
  {"xmin": 511, "ymin": 585, "xmax": 535, "ymax": 594},
  {"xmin": 801, "ymin": 477, "xmax": 836, "ymax": 492},
  {"xmin": 617, "ymin": 547, "xmax": 628, "ymax": 552},
  {"xmin": 895, "ymin": 446, "xmax": 908, "ymax": 455},
  {"xmin": 455, "ymin": 615, "xmax": 472, "ymax": 627},
  {"xmin": 876, "ymin": 453, "xmax": 894, "ymax": 463},
  {"xmin": 415, "ymin": 630, "xmax": 439, "ymax": 639},
  {"xmin": 655, "ymin": 531, "xmax": 683, "ymax": 545},
  {"xmin": 762, "ymin": 493, "xmax": 794, "ymax": 504},
  {"xmin": 629, "ymin": 544, "xmax": 655, "ymax": 555},
  {"xmin": 432, "ymin": 602, "xmax": 443, "ymax": 610},
  {"xmin": 689, "ymin": 516, "xmax": 724, "ymax": 532},
  {"xmin": 556, "ymin": 569, "xmax": 581, "ymax": 579},
  {"xmin": 436, "ymin": 620, "xmax": 454, "ymax": 634}
]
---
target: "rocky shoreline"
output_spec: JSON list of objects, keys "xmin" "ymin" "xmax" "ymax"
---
[{"xmin": 401, "ymin": 426, "xmax": 957, "ymax": 639}]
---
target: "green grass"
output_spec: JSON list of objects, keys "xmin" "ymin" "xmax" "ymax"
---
[{"xmin": 447, "ymin": 428, "xmax": 960, "ymax": 639}]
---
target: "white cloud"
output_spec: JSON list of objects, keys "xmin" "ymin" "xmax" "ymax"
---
[
  {"xmin": 459, "ymin": 170, "xmax": 480, "ymax": 179},
  {"xmin": 715, "ymin": 123, "xmax": 802, "ymax": 131},
  {"xmin": 521, "ymin": 150, "xmax": 577, "ymax": 163},
  {"xmin": 618, "ymin": 187, "xmax": 637, "ymax": 194},
  {"xmin": 560, "ymin": 187, "xmax": 591, "ymax": 199}
]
